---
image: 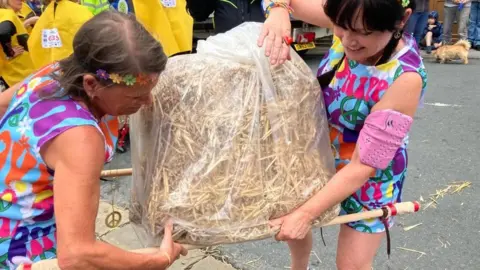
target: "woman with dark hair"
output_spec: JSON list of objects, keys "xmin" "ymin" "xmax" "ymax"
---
[
  {"xmin": 258, "ymin": 0, "xmax": 427, "ymax": 269},
  {"xmin": 0, "ymin": 10, "xmax": 186, "ymax": 269}
]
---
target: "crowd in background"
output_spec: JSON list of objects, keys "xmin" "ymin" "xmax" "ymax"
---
[{"xmin": 406, "ymin": 0, "xmax": 480, "ymax": 53}]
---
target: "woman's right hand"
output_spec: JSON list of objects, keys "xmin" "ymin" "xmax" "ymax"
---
[
  {"xmin": 257, "ymin": 8, "xmax": 293, "ymax": 65},
  {"xmin": 158, "ymin": 220, "xmax": 187, "ymax": 266}
]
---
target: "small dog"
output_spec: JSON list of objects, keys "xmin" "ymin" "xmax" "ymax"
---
[{"xmin": 433, "ymin": 40, "xmax": 471, "ymax": 64}]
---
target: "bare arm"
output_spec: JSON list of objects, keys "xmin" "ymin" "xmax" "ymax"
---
[
  {"xmin": 259, "ymin": 0, "xmax": 332, "ymax": 65},
  {"xmin": 23, "ymin": 16, "xmax": 39, "ymax": 28},
  {"xmin": 43, "ymin": 126, "xmax": 171, "ymax": 270},
  {"xmin": 263, "ymin": 0, "xmax": 332, "ymax": 28},
  {"xmin": 298, "ymin": 72, "xmax": 423, "ymax": 218},
  {"xmin": 0, "ymin": 82, "xmax": 22, "ymax": 118}
]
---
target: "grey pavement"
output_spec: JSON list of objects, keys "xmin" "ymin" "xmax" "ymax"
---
[{"xmin": 100, "ymin": 54, "xmax": 480, "ymax": 270}]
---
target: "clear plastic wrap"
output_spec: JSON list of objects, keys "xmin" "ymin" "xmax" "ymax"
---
[{"xmin": 129, "ymin": 22, "xmax": 339, "ymax": 246}]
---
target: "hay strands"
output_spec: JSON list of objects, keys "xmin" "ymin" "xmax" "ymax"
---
[
  {"xmin": 423, "ymin": 181, "xmax": 472, "ymax": 210},
  {"xmin": 99, "ymin": 168, "xmax": 421, "ymax": 234},
  {"xmin": 20, "ymin": 201, "xmax": 421, "ymax": 270}
]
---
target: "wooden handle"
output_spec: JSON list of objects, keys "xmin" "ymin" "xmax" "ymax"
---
[
  {"xmin": 319, "ymin": 201, "xmax": 421, "ymax": 228},
  {"xmin": 393, "ymin": 201, "xmax": 421, "ymax": 215},
  {"xmin": 101, "ymin": 168, "xmax": 133, "ymax": 178},
  {"xmin": 17, "ymin": 202, "xmax": 420, "ymax": 269}
]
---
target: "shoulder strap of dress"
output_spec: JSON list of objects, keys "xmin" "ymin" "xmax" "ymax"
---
[{"xmin": 317, "ymin": 53, "xmax": 345, "ymax": 89}]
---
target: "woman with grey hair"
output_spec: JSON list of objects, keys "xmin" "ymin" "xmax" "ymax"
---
[{"xmin": 0, "ymin": 11, "xmax": 186, "ymax": 269}]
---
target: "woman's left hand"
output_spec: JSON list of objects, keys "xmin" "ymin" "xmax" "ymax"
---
[
  {"xmin": 269, "ymin": 209, "xmax": 315, "ymax": 241},
  {"xmin": 23, "ymin": 16, "xmax": 39, "ymax": 27}
]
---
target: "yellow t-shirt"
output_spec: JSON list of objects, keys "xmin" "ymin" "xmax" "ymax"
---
[
  {"xmin": 27, "ymin": 0, "xmax": 93, "ymax": 69},
  {"xmin": 18, "ymin": 2, "xmax": 38, "ymax": 33},
  {"xmin": 0, "ymin": 9, "xmax": 35, "ymax": 86},
  {"xmin": 132, "ymin": 0, "xmax": 193, "ymax": 56}
]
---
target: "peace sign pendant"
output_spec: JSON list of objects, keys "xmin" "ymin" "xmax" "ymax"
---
[{"xmin": 105, "ymin": 211, "xmax": 123, "ymax": 228}]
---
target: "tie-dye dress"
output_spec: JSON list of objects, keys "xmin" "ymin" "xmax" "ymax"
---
[
  {"xmin": 317, "ymin": 35, "xmax": 427, "ymax": 233},
  {"xmin": 0, "ymin": 63, "xmax": 119, "ymax": 269}
]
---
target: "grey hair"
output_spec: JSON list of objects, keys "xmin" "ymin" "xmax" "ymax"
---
[{"xmin": 43, "ymin": 10, "xmax": 167, "ymax": 102}]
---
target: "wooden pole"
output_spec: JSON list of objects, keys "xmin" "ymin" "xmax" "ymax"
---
[
  {"xmin": 101, "ymin": 168, "xmax": 133, "ymax": 178},
  {"xmin": 16, "ymin": 202, "xmax": 420, "ymax": 270}
]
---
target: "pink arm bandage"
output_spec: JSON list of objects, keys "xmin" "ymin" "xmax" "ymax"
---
[{"xmin": 358, "ymin": 109, "xmax": 413, "ymax": 170}]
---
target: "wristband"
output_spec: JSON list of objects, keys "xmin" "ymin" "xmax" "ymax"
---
[
  {"xmin": 161, "ymin": 251, "xmax": 172, "ymax": 266},
  {"xmin": 264, "ymin": 1, "xmax": 294, "ymax": 19}
]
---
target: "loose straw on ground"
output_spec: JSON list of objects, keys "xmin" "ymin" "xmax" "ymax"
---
[{"xmin": 423, "ymin": 181, "xmax": 472, "ymax": 210}]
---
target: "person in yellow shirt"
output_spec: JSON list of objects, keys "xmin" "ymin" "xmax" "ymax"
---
[
  {"xmin": 0, "ymin": 3, "xmax": 35, "ymax": 88},
  {"xmin": 109, "ymin": 0, "xmax": 194, "ymax": 57},
  {"xmin": 80, "ymin": 0, "xmax": 110, "ymax": 15},
  {"xmin": 0, "ymin": 0, "xmax": 39, "ymax": 30},
  {"xmin": 27, "ymin": 0, "xmax": 93, "ymax": 69},
  {"xmin": 109, "ymin": 0, "xmax": 194, "ymax": 152},
  {"xmin": 19, "ymin": 0, "xmax": 40, "ymax": 30}
]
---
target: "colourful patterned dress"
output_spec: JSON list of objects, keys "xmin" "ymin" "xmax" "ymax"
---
[
  {"xmin": 318, "ymin": 35, "xmax": 427, "ymax": 233},
  {"xmin": 0, "ymin": 63, "xmax": 119, "ymax": 269}
]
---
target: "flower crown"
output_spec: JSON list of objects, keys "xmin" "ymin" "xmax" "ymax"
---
[
  {"xmin": 400, "ymin": 0, "xmax": 409, "ymax": 8},
  {"xmin": 95, "ymin": 69, "xmax": 155, "ymax": 86}
]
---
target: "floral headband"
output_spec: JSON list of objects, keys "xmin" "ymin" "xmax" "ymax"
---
[
  {"xmin": 400, "ymin": 0, "xmax": 409, "ymax": 8},
  {"xmin": 95, "ymin": 69, "xmax": 155, "ymax": 86}
]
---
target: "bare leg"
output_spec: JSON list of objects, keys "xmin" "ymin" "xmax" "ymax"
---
[
  {"xmin": 425, "ymin": 32, "xmax": 433, "ymax": 46},
  {"xmin": 336, "ymin": 225, "xmax": 384, "ymax": 270},
  {"xmin": 287, "ymin": 230, "xmax": 313, "ymax": 270}
]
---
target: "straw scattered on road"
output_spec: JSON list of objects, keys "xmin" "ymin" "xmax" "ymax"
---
[
  {"xmin": 423, "ymin": 181, "xmax": 472, "ymax": 210},
  {"xmin": 403, "ymin": 223, "xmax": 423, "ymax": 231},
  {"xmin": 396, "ymin": 247, "xmax": 427, "ymax": 259}
]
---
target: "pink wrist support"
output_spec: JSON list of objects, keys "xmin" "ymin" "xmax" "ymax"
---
[{"xmin": 358, "ymin": 109, "xmax": 413, "ymax": 170}]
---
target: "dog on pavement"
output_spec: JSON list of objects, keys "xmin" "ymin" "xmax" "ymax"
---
[{"xmin": 433, "ymin": 40, "xmax": 471, "ymax": 64}]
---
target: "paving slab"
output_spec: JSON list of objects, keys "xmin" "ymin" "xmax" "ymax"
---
[
  {"xmin": 100, "ymin": 223, "xmax": 147, "ymax": 250},
  {"xmin": 96, "ymin": 201, "xmax": 236, "ymax": 269},
  {"xmin": 95, "ymin": 201, "xmax": 130, "ymax": 237},
  {"xmin": 168, "ymin": 250, "xmax": 207, "ymax": 270},
  {"xmin": 190, "ymin": 256, "xmax": 236, "ymax": 270}
]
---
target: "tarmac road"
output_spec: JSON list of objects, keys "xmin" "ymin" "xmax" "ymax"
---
[{"xmin": 100, "ymin": 55, "xmax": 480, "ymax": 270}]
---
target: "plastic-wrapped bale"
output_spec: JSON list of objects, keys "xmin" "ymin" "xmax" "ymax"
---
[{"xmin": 129, "ymin": 22, "xmax": 339, "ymax": 246}]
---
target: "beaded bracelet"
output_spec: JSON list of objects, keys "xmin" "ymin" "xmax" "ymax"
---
[{"xmin": 264, "ymin": 1, "xmax": 294, "ymax": 19}]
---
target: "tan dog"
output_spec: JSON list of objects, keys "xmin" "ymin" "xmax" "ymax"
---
[{"xmin": 433, "ymin": 40, "xmax": 471, "ymax": 64}]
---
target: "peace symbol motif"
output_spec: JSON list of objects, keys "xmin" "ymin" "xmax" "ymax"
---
[
  {"xmin": 105, "ymin": 211, "xmax": 122, "ymax": 228},
  {"xmin": 340, "ymin": 97, "xmax": 368, "ymax": 126},
  {"xmin": 348, "ymin": 59, "xmax": 359, "ymax": 69},
  {"xmin": 353, "ymin": 224, "xmax": 373, "ymax": 233},
  {"xmin": 7, "ymin": 103, "xmax": 28, "ymax": 127},
  {"xmin": 371, "ymin": 165, "xmax": 394, "ymax": 183},
  {"xmin": 341, "ymin": 198, "xmax": 363, "ymax": 214},
  {"xmin": 0, "ymin": 201, "xmax": 12, "ymax": 212}
]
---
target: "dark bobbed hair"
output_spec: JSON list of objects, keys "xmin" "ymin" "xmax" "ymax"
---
[
  {"xmin": 324, "ymin": 0, "xmax": 416, "ymax": 65},
  {"xmin": 324, "ymin": 0, "xmax": 416, "ymax": 33}
]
